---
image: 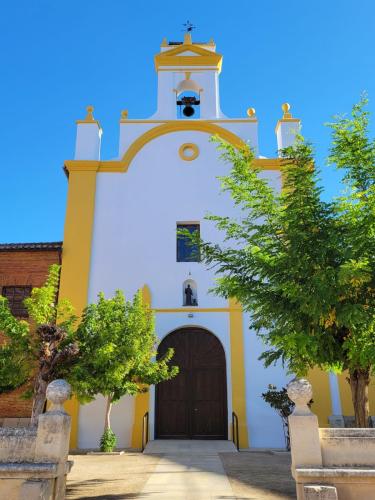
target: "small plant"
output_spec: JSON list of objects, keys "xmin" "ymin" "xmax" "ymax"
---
[
  {"xmin": 262, "ymin": 384, "xmax": 295, "ymax": 450},
  {"xmin": 262, "ymin": 384, "xmax": 313, "ymax": 450},
  {"xmin": 100, "ymin": 428, "xmax": 117, "ymax": 452}
]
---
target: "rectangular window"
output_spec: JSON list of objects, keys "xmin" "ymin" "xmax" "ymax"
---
[
  {"xmin": 1, "ymin": 286, "xmax": 32, "ymax": 317},
  {"xmin": 177, "ymin": 223, "xmax": 200, "ymax": 262}
]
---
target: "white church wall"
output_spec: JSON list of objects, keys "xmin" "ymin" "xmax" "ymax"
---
[
  {"xmin": 118, "ymin": 122, "xmax": 157, "ymax": 158},
  {"xmin": 88, "ymin": 130, "xmax": 248, "ymax": 307},
  {"xmin": 78, "ymin": 394, "xmax": 135, "ymax": 449},
  {"xmin": 214, "ymin": 121, "xmax": 259, "ymax": 155},
  {"xmin": 87, "ymin": 128, "xmax": 284, "ymax": 448},
  {"xmin": 242, "ymin": 311, "xmax": 290, "ymax": 449},
  {"xmin": 75, "ymin": 123, "xmax": 102, "ymax": 160}
]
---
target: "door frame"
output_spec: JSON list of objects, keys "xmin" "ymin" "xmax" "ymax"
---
[{"xmin": 154, "ymin": 326, "xmax": 228, "ymax": 440}]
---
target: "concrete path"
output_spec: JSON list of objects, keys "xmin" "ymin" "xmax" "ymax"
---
[
  {"xmin": 140, "ymin": 440, "xmax": 237, "ymax": 499},
  {"xmin": 67, "ymin": 448, "xmax": 295, "ymax": 499}
]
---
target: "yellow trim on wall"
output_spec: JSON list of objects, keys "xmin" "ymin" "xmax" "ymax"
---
[
  {"xmin": 307, "ymin": 368, "xmax": 332, "ymax": 427},
  {"xmin": 119, "ymin": 119, "xmax": 258, "ymax": 124},
  {"xmin": 253, "ymin": 158, "xmax": 282, "ymax": 170},
  {"xmin": 154, "ymin": 307, "xmax": 231, "ymax": 313},
  {"xmin": 64, "ymin": 397, "xmax": 80, "ymax": 448},
  {"xmin": 337, "ymin": 371, "xmax": 352, "ymax": 415},
  {"xmin": 59, "ymin": 169, "xmax": 98, "ymax": 449},
  {"xmin": 229, "ymin": 298, "xmax": 249, "ymax": 448},
  {"xmin": 119, "ymin": 122, "xmax": 244, "ymax": 170},
  {"xmin": 64, "ymin": 121, "xmax": 282, "ymax": 176},
  {"xmin": 131, "ymin": 284, "xmax": 152, "ymax": 450},
  {"xmin": 179, "ymin": 143, "xmax": 199, "ymax": 161},
  {"xmin": 65, "ymin": 122, "xmax": 245, "ymax": 174},
  {"xmin": 338, "ymin": 371, "xmax": 375, "ymax": 416}
]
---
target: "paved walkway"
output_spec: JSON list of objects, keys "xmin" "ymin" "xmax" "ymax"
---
[
  {"xmin": 140, "ymin": 440, "xmax": 236, "ymax": 499},
  {"xmin": 67, "ymin": 442, "xmax": 295, "ymax": 499}
]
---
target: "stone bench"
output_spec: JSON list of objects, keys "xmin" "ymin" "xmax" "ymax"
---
[
  {"xmin": 287, "ymin": 378, "xmax": 375, "ymax": 500},
  {"xmin": 0, "ymin": 380, "xmax": 73, "ymax": 500}
]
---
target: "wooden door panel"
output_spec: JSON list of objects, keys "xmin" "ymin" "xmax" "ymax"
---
[
  {"xmin": 157, "ymin": 400, "xmax": 189, "ymax": 438},
  {"xmin": 156, "ymin": 328, "xmax": 227, "ymax": 439},
  {"xmin": 192, "ymin": 401, "xmax": 224, "ymax": 438}
]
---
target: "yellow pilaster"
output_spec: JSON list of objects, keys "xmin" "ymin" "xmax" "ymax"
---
[
  {"xmin": 59, "ymin": 169, "xmax": 98, "ymax": 449},
  {"xmin": 307, "ymin": 368, "xmax": 332, "ymax": 427},
  {"xmin": 338, "ymin": 371, "xmax": 375, "ymax": 416},
  {"xmin": 337, "ymin": 372, "xmax": 353, "ymax": 415},
  {"xmin": 131, "ymin": 285, "xmax": 151, "ymax": 449},
  {"xmin": 229, "ymin": 298, "xmax": 249, "ymax": 448}
]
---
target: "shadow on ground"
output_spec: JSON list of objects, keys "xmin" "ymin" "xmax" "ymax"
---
[
  {"xmin": 67, "ymin": 450, "xmax": 296, "ymax": 499},
  {"xmin": 220, "ymin": 451, "xmax": 296, "ymax": 499}
]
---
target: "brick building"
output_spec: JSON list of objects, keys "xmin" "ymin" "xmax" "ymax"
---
[{"xmin": 0, "ymin": 242, "xmax": 62, "ymax": 419}]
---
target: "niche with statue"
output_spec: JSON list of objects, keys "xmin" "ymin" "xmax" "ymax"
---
[{"xmin": 182, "ymin": 279, "xmax": 198, "ymax": 306}]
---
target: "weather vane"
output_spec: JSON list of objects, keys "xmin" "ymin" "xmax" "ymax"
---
[{"xmin": 182, "ymin": 20, "xmax": 196, "ymax": 33}]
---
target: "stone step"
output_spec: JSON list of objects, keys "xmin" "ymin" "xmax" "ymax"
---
[{"xmin": 143, "ymin": 439, "xmax": 237, "ymax": 454}]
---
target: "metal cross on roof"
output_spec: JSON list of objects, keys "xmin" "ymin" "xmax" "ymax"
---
[{"xmin": 182, "ymin": 21, "xmax": 196, "ymax": 33}]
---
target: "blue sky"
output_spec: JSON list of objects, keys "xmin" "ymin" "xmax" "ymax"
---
[{"xmin": 0, "ymin": 0, "xmax": 374, "ymax": 243}]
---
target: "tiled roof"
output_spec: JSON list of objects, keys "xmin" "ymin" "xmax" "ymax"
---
[{"xmin": 0, "ymin": 242, "xmax": 62, "ymax": 251}]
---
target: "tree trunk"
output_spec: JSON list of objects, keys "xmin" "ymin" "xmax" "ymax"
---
[
  {"xmin": 30, "ymin": 374, "xmax": 48, "ymax": 426},
  {"xmin": 104, "ymin": 395, "xmax": 113, "ymax": 432},
  {"xmin": 349, "ymin": 368, "xmax": 370, "ymax": 428}
]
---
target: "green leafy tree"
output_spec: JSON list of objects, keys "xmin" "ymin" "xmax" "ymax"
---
[
  {"xmin": 69, "ymin": 290, "xmax": 178, "ymax": 451},
  {"xmin": 0, "ymin": 265, "xmax": 78, "ymax": 424},
  {"xmin": 190, "ymin": 98, "xmax": 375, "ymax": 427}
]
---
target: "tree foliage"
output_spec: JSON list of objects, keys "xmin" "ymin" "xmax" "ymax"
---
[
  {"xmin": 0, "ymin": 264, "xmax": 78, "ymax": 422},
  {"xmin": 0, "ymin": 302, "xmax": 30, "ymax": 392},
  {"xmin": 192, "ymin": 97, "xmax": 375, "ymax": 426},
  {"xmin": 70, "ymin": 290, "xmax": 178, "ymax": 404},
  {"xmin": 69, "ymin": 289, "xmax": 178, "ymax": 449}
]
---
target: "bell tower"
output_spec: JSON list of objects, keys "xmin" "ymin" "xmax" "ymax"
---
[{"xmin": 152, "ymin": 33, "xmax": 224, "ymax": 120}]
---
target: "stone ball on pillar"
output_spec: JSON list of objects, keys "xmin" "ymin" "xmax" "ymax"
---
[
  {"xmin": 287, "ymin": 378, "xmax": 313, "ymax": 416},
  {"xmin": 46, "ymin": 379, "xmax": 71, "ymax": 412}
]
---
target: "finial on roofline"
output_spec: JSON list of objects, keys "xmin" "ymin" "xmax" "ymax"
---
[
  {"xmin": 184, "ymin": 32, "xmax": 192, "ymax": 44},
  {"xmin": 282, "ymin": 102, "xmax": 292, "ymax": 119},
  {"xmin": 247, "ymin": 107, "xmax": 256, "ymax": 118},
  {"xmin": 84, "ymin": 105, "xmax": 95, "ymax": 122}
]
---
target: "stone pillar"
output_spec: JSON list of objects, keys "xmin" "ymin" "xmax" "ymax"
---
[
  {"xmin": 275, "ymin": 103, "xmax": 301, "ymax": 153},
  {"xmin": 74, "ymin": 106, "xmax": 102, "ymax": 160},
  {"xmin": 35, "ymin": 379, "xmax": 72, "ymax": 500},
  {"xmin": 287, "ymin": 378, "xmax": 323, "ymax": 500}
]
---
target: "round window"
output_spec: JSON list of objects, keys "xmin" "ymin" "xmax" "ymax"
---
[{"xmin": 179, "ymin": 143, "xmax": 199, "ymax": 161}]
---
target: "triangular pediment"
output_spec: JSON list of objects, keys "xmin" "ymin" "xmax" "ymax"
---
[
  {"xmin": 161, "ymin": 43, "xmax": 219, "ymax": 58},
  {"xmin": 174, "ymin": 50, "xmax": 201, "ymax": 57},
  {"xmin": 154, "ymin": 44, "xmax": 222, "ymax": 72}
]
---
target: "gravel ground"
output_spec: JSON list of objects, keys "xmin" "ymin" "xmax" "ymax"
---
[
  {"xmin": 220, "ymin": 451, "xmax": 296, "ymax": 499},
  {"xmin": 66, "ymin": 453, "xmax": 161, "ymax": 499},
  {"xmin": 66, "ymin": 450, "xmax": 296, "ymax": 499}
]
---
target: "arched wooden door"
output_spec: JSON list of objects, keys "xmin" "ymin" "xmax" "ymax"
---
[{"xmin": 155, "ymin": 327, "xmax": 227, "ymax": 439}]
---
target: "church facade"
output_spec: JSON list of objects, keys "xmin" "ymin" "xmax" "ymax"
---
[{"xmin": 60, "ymin": 34, "xmax": 349, "ymax": 450}]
